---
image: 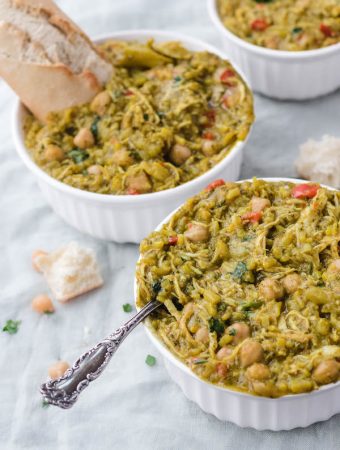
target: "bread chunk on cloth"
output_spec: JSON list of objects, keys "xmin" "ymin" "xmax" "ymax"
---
[{"xmin": 35, "ymin": 241, "xmax": 103, "ymax": 302}]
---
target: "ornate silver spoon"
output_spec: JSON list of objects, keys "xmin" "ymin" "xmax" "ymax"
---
[{"xmin": 40, "ymin": 300, "xmax": 161, "ymax": 409}]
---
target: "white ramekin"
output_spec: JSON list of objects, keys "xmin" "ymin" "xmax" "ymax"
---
[
  {"xmin": 208, "ymin": 0, "xmax": 340, "ymax": 100},
  {"xmin": 135, "ymin": 178, "xmax": 340, "ymax": 430},
  {"xmin": 12, "ymin": 29, "xmax": 253, "ymax": 244}
]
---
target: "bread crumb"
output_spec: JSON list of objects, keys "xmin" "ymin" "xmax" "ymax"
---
[
  {"xmin": 32, "ymin": 249, "xmax": 48, "ymax": 272},
  {"xmin": 31, "ymin": 294, "xmax": 54, "ymax": 314},
  {"xmin": 35, "ymin": 242, "xmax": 103, "ymax": 302},
  {"xmin": 48, "ymin": 361, "xmax": 70, "ymax": 380},
  {"xmin": 295, "ymin": 135, "xmax": 340, "ymax": 188}
]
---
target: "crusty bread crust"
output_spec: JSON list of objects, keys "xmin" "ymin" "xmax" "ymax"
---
[
  {"xmin": 0, "ymin": 58, "xmax": 102, "ymax": 120},
  {"xmin": 0, "ymin": 0, "xmax": 112, "ymax": 122},
  {"xmin": 57, "ymin": 279, "xmax": 103, "ymax": 303}
]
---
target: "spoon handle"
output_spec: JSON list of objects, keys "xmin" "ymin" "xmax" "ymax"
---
[{"xmin": 40, "ymin": 300, "xmax": 160, "ymax": 409}]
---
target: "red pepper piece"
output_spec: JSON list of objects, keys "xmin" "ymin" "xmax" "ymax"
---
[
  {"xmin": 241, "ymin": 211, "xmax": 262, "ymax": 223},
  {"xmin": 168, "ymin": 236, "xmax": 178, "ymax": 246},
  {"xmin": 124, "ymin": 89, "xmax": 134, "ymax": 96},
  {"xmin": 202, "ymin": 131, "xmax": 215, "ymax": 140},
  {"xmin": 291, "ymin": 184, "xmax": 319, "ymax": 199},
  {"xmin": 220, "ymin": 69, "xmax": 235, "ymax": 84},
  {"xmin": 206, "ymin": 109, "xmax": 216, "ymax": 121},
  {"xmin": 251, "ymin": 19, "xmax": 269, "ymax": 32},
  {"xmin": 205, "ymin": 179, "xmax": 225, "ymax": 191},
  {"xmin": 320, "ymin": 23, "xmax": 333, "ymax": 37},
  {"xmin": 127, "ymin": 188, "xmax": 140, "ymax": 195}
]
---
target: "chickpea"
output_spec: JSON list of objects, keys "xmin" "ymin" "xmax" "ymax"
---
[
  {"xmin": 251, "ymin": 381, "xmax": 275, "ymax": 397},
  {"xmin": 282, "ymin": 273, "xmax": 302, "ymax": 294},
  {"xmin": 312, "ymin": 359, "xmax": 339, "ymax": 385},
  {"xmin": 216, "ymin": 363, "xmax": 228, "ymax": 378},
  {"xmin": 226, "ymin": 322, "xmax": 250, "ymax": 345},
  {"xmin": 44, "ymin": 145, "xmax": 64, "ymax": 162},
  {"xmin": 246, "ymin": 363, "xmax": 271, "ymax": 381},
  {"xmin": 183, "ymin": 302, "xmax": 194, "ymax": 314},
  {"xmin": 184, "ymin": 223, "xmax": 209, "ymax": 242},
  {"xmin": 289, "ymin": 379, "xmax": 313, "ymax": 394},
  {"xmin": 221, "ymin": 86, "xmax": 241, "ymax": 108},
  {"xmin": 327, "ymin": 259, "xmax": 340, "ymax": 276},
  {"xmin": 263, "ymin": 36, "xmax": 280, "ymax": 50},
  {"xmin": 258, "ymin": 278, "xmax": 284, "ymax": 301},
  {"xmin": 48, "ymin": 361, "xmax": 70, "ymax": 380},
  {"xmin": 90, "ymin": 91, "xmax": 111, "ymax": 116},
  {"xmin": 240, "ymin": 340, "xmax": 264, "ymax": 368},
  {"xmin": 316, "ymin": 318, "xmax": 330, "ymax": 336},
  {"xmin": 169, "ymin": 144, "xmax": 191, "ymax": 165},
  {"xmin": 32, "ymin": 294, "xmax": 54, "ymax": 314},
  {"xmin": 201, "ymin": 140, "xmax": 217, "ymax": 157},
  {"xmin": 73, "ymin": 128, "xmax": 94, "ymax": 149},
  {"xmin": 305, "ymin": 287, "xmax": 328, "ymax": 305},
  {"xmin": 87, "ymin": 164, "xmax": 103, "ymax": 175},
  {"xmin": 195, "ymin": 326, "xmax": 209, "ymax": 344},
  {"xmin": 251, "ymin": 197, "xmax": 271, "ymax": 213},
  {"xmin": 126, "ymin": 172, "xmax": 151, "ymax": 194},
  {"xmin": 32, "ymin": 249, "xmax": 47, "ymax": 272},
  {"xmin": 112, "ymin": 149, "xmax": 133, "ymax": 168},
  {"xmin": 216, "ymin": 347, "xmax": 232, "ymax": 360}
]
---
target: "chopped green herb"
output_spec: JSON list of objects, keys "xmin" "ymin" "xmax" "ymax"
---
[
  {"xmin": 82, "ymin": 169, "xmax": 89, "ymax": 176},
  {"xmin": 292, "ymin": 27, "xmax": 303, "ymax": 35},
  {"xmin": 157, "ymin": 111, "xmax": 165, "ymax": 118},
  {"xmin": 172, "ymin": 297, "xmax": 184, "ymax": 311},
  {"xmin": 209, "ymin": 317, "xmax": 225, "ymax": 335},
  {"xmin": 44, "ymin": 311, "xmax": 54, "ymax": 315},
  {"xmin": 152, "ymin": 281, "xmax": 162, "ymax": 295},
  {"xmin": 68, "ymin": 149, "xmax": 89, "ymax": 164},
  {"xmin": 143, "ymin": 113, "xmax": 149, "ymax": 121},
  {"xmin": 241, "ymin": 300, "xmax": 263, "ymax": 311},
  {"xmin": 129, "ymin": 149, "xmax": 142, "ymax": 161},
  {"xmin": 254, "ymin": 0, "xmax": 273, "ymax": 3},
  {"xmin": 90, "ymin": 116, "xmax": 100, "ymax": 140},
  {"xmin": 301, "ymin": 262, "xmax": 313, "ymax": 275},
  {"xmin": 242, "ymin": 235, "xmax": 253, "ymax": 241},
  {"xmin": 123, "ymin": 303, "xmax": 133, "ymax": 313},
  {"xmin": 42, "ymin": 400, "xmax": 50, "ymax": 409},
  {"xmin": 145, "ymin": 354, "xmax": 156, "ymax": 366},
  {"xmin": 217, "ymin": 302, "xmax": 227, "ymax": 312},
  {"xmin": 192, "ymin": 358, "xmax": 208, "ymax": 365},
  {"xmin": 65, "ymin": 126, "xmax": 76, "ymax": 135},
  {"xmin": 2, "ymin": 319, "xmax": 21, "ymax": 335},
  {"xmin": 232, "ymin": 262, "xmax": 247, "ymax": 280},
  {"xmin": 112, "ymin": 89, "xmax": 122, "ymax": 99},
  {"xmin": 174, "ymin": 75, "xmax": 182, "ymax": 83},
  {"xmin": 228, "ymin": 327, "xmax": 237, "ymax": 336}
]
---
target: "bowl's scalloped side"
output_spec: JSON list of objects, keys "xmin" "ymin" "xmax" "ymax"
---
[
  {"xmin": 135, "ymin": 177, "xmax": 340, "ymax": 428},
  {"xmin": 207, "ymin": 0, "xmax": 340, "ymax": 99}
]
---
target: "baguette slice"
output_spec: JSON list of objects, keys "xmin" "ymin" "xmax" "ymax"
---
[
  {"xmin": 35, "ymin": 241, "xmax": 103, "ymax": 302},
  {"xmin": 0, "ymin": 0, "xmax": 112, "ymax": 122}
]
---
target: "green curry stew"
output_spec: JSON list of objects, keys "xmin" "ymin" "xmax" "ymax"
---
[
  {"xmin": 218, "ymin": 0, "xmax": 340, "ymax": 51},
  {"xmin": 136, "ymin": 179, "xmax": 340, "ymax": 397},
  {"xmin": 24, "ymin": 40, "xmax": 253, "ymax": 195}
]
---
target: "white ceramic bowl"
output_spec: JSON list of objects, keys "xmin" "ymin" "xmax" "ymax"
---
[
  {"xmin": 135, "ymin": 178, "xmax": 340, "ymax": 430},
  {"xmin": 12, "ymin": 29, "xmax": 253, "ymax": 244},
  {"xmin": 208, "ymin": 0, "xmax": 340, "ymax": 100}
]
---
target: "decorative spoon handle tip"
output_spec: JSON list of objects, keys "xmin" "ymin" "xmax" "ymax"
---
[{"xmin": 40, "ymin": 300, "xmax": 161, "ymax": 409}]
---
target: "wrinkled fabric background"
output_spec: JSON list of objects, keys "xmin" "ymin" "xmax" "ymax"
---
[{"xmin": 0, "ymin": 1, "xmax": 340, "ymax": 449}]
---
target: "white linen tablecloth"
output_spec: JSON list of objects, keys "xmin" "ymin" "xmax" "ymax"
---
[{"xmin": 1, "ymin": 1, "xmax": 340, "ymax": 448}]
